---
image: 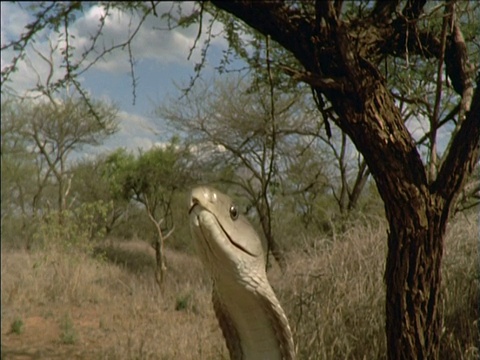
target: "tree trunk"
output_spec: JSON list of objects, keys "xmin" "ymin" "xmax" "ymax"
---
[
  {"xmin": 257, "ymin": 195, "xmax": 287, "ymax": 271},
  {"xmin": 331, "ymin": 78, "xmax": 445, "ymax": 359},
  {"xmin": 153, "ymin": 237, "xmax": 167, "ymax": 289},
  {"xmin": 334, "ymin": 75, "xmax": 479, "ymax": 359},
  {"xmin": 144, "ymin": 201, "xmax": 168, "ymax": 289},
  {"xmin": 384, "ymin": 185, "xmax": 446, "ymax": 358},
  {"xmin": 348, "ymin": 160, "xmax": 370, "ymax": 211}
]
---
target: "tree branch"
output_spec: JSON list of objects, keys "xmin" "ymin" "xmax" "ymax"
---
[
  {"xmin": 428, "ymin": 1, "xmax": 453, "ymax": 182},
  {"xmin": 280, "ymin": 65, "xmax": 347, "ymax": 92},
  {"xmin": 444, "ymin": 14, "xmax": 475, "ymax": 119},
  {"xmin": 211, "ymin": 1, "xmax": 316, "ymax": 69},
  {"xmin": 401, "ymin": 0, "xmax": 427, "ymax": 20},
  {"xmin": 432, "ymin": 75, "xmax": 480, "ymax": 203},
  {"xmin": 371, "ymin": 0, "xmax": 401, "ymax": 23}
]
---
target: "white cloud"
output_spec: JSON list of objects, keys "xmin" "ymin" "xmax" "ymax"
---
[
  {"xmin": 111, "ymin": 111, "xmax": 161, "ymax": 149},
  {"xmin": 1, "ymin": 2, "xmax": 228, "ymax": 95},
  {"xmin": 1, "ymin": 3, "xmax": 56, "ymax": 95},
  {"xmin": 120, "ymin": 110, "xmax": 158, "ymax": 135},
  {"xmin": 0, "ymin": 2, "xmax": 32, "ymax": 45},
  {"xmin": 68, "ymin": 3, "xmax": 227, "ymax": 73}
]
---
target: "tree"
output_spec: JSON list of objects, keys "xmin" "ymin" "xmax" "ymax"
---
[
  {"xmin": 2, "ymin": 1, "xmax": 479, "ymax": 358},
  {"xmin": 113, "ymin": 139, "xmax": 194, "ymax": 288},
  {"xmin": 318, "ymin": 131, "xmax": 371, "ymax": 214},
  {"xmin": 160, "ymin": 75, "xmax": 326, "ymax": 269},
  {"xmin": 2, "ymin": 19, "xmax": 119, "ymax": 231},
  {"xmin": 5, "ymin": 97, "xmax": 117, "ymax": 213},
  {"xmin": 69, "ymin": 153, "xmax": 132, "ymax": 237},
  {"xmin": 1, "ymin": 95, "xmax": 118, "ymax": 247},
  {"xmin": 1, "ymin": 98, "xmax": 42, "ymax": 245},
  {"xmin": 207, "ymin": 2, "xmax": 480, "ymax": 358},
  {"xmin": 2, "ymin": 99, "xmax": 45, "ymax": 219}
]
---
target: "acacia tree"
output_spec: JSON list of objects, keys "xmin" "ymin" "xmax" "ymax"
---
[
  {"xmin": 112, "ymin": 140, "xmax": 194, "ymax": 288},
  {"xmin": 1, "ymin": 100, "xmax": 34, "ymax": 213},
  {"xmin": 314, "ymin": 127, "xmax": 371, "ymax": 215},
  {"xmin": 2, "ymin": 1, "xmax": 479, "ymax": 358},
  {"xmin": 1, "ymin": 96, "xmax": 117, "ymax": 219},
  {"xmin": 207, "ymin": 2, "xmax": 479, "ymax": 359},
  {"xmin": 160, "ymin": 76, "xmax": 327, "ymax": 269},
  {"xmin": 28, "ymin": 98, "xmax": 118, "ymax": 214},
  {"xmin": 69, "ymin": 153, "xmax": 132, "ymax": 237},
  {"xmin": 1, "ymin": 30, "xmax": 118, "ymax": 224}
]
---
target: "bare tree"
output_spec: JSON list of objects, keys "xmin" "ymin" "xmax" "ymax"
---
[
  {"xmin": 1, "ymin": 95, "xmax": 117, "ymax": 226},
  {"xmin": 314, "ymin": 127, "xmax": 371, "ymax": 214},
  {"xmin": 160, "ymin": 75, "xmax": 324, "ymax": 269}
]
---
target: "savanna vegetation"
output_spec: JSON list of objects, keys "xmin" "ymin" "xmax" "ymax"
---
[
  {"xmin": 1, "ymin": 1, "xmax": 479, "ymax": 359},
  {"xmin": 1, "ymin": 208, "xmax": 477, "ymax": 359}
]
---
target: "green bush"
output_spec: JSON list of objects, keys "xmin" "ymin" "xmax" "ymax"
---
[
  {"xmin": 10, "ymin": 318, "xmax": 24, "ymax": 335},
  {"xmin": 32, "ymin": 201, "xmax": 111, "ymax": 254},
  {"xmin": 60, "ymin": 313, "xmax": 77, "ymax": 345}
]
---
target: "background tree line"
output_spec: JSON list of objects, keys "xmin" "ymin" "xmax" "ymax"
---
[{"xmin": 1, "ymin": 73, "xmax": 385, "ymax": 255}]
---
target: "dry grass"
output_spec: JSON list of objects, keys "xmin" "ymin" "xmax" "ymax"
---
[
  {"xmin": 274, "ymin": 220, "xmax": 388, "ymax": 359},
  {"xmin": 1, "ymin": 244, "xmax": 227, "ymax": 359},
  {"xmin": 1, "ymin": 213, "xmax": 478, "ymax": 359}
]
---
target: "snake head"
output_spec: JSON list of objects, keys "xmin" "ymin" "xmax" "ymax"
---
[{"xmin": 189, "ymin": 186, "xmax": 266, "ymax": 275}]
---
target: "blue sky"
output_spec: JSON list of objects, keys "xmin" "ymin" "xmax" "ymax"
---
[{"xmin": 1, "ymin": 2, "xmax": 233, "ymax": 156}]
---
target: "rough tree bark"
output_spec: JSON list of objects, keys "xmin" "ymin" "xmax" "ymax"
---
[{"xmin": 211, "ymin": 1, "xmax": 480, "ymax": 358}]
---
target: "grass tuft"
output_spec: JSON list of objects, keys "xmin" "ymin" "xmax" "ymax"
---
[
  {"xmin": 10, "ymin": 318, "xmax": 24, "ymax": 335},
  {"xmin": 60, "ymin": 313, "xmax": 77, "ymax": 345}
]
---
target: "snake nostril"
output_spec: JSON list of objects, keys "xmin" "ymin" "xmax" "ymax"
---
[{"xmin": 189, "ymin": 197, "xmax": 199, "ymax": 214}]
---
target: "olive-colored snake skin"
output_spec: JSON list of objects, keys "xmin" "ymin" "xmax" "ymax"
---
[{"xmin": 189, "ymin": 186, "xmax": 295, "ymax": 360}]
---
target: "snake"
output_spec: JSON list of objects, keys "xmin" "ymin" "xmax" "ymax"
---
[{"xmin": 188, "ymin": 186, "xmax": 295, "ymax": 360}]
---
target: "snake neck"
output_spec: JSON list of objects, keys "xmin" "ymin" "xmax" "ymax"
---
[{"xmin": 214, "ymin": 271, "xmax": 295, "ymax": 360}]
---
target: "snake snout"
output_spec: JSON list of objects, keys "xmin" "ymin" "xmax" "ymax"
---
[{"xmin": 189, "ymin": 197, "xmax": 200, "ymax": 214}]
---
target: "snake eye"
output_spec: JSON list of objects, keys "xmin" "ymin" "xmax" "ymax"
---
[{"xmin": 229, "ymin": 204, "xmax": 239, "ymax": 220}]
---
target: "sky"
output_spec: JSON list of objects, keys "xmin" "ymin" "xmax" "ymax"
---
[{"xmin": 1, "ymin": 2, "xmax": 236, "ymax": 157}]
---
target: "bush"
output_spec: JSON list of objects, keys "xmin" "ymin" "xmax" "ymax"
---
[
  {"xmin": 10, "ymin": 318, "xmax": 24, "ymax": 335},
  {"xmin": 32, "ymin": 201, "xmax": 111, "ymax": 254}
]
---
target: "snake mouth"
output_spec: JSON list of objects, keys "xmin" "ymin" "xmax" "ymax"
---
[
  {"xmin": 189, "ymin": 202, "xmax": 257, "ymax": 258},
  {"xmin": 216, "ymin": 217, "xmax": 258, "ymax": 258}
]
